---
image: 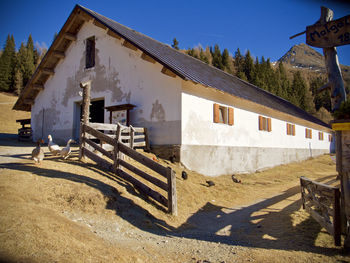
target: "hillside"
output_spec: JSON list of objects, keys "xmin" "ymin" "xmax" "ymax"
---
[
  {"xmin": 279, "ymin": 43, "xmax": 350, "ymax": 90},
  {"xmin": 0, "ymin": 92, "xmax": 348, "ymax": 262}
]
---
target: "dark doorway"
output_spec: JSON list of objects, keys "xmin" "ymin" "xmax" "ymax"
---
[{"xmin": 80, "ymin": 99, "xmax": 105, "ymax": 123}]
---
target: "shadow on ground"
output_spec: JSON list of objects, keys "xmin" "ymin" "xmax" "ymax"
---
[{"xmin": 0, "ymin": 151, "xmax": 344, "ymax": 257}]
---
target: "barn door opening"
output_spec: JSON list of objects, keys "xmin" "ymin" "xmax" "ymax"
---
[{"xmin": 89, "ymin": 99, "xmax": 105, "ymax": 123}]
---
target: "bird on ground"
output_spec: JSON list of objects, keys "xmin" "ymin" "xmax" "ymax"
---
[
  {"xmin": 206, "ymin": 180, "xmax": 215, "ymax": 187},
  {"xmin": 32, "ymin": 139, "xmax": 44, "ymax": 164},
  {"xmin": 48, "ymin": 134, "xmax": 61, "ymax": 155},
  {"xmin": 60, "ymin": 139, "xmax": 75, "ymax": 159},
  {"xmin": 182, "ymin": 171, "xmax": 188, "ymax": 180}
]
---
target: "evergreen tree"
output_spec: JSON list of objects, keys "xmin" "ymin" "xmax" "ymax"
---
[
  {"xmin": 171, "ymin": 38, "xmax": 179, "ymax": 50},
  {"xmin": 14, "ymin": 68, "xmax": 23, "ymax": 95},
  {"xmin": 212, "ymin": 44, "xmax": 224, "ymax": 70},
  {"xmin": 199, "ymin": 48, "xmax": 209, "ymax": 64},
  {"xmin": 290, "ymin": 71, "xmax": 307, "ymax": 109},
  {"xmin": 0, "ymin": 34, "xmax": 16, "ymax": 92},
  {"xmin": 243, "ymin": 50, "xmax": 254, "ymax": 82},
  {"xmin": 310, "ymin": 76, "xmax": 331, "ymax": 112},
  {"xmin": 222, "ymin": 48, "xmax": 230, "ymax": 72},
  {"xmin": 17, "ymin": 41, "xmax": 35, "ymax": 87},
  {"xmin": 234, "ymin": 48, "xmax": 245, "ymax": 79}
]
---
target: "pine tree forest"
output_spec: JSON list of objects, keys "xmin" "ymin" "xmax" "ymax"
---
[
  {"xmin": 0, "ymin": 34, "xmax": 46, "ymax": 95},
  {"xmin": 179, "ymin": 41, "xmax": 335, "ymax": 123}
]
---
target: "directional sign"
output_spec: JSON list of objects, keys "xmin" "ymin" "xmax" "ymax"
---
[{"xmin": 306, "ymin": 14, "xmax": 350, "ymax": 48}]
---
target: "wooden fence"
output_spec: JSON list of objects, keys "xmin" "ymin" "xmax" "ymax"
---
[
  {"xmin": 79, "ymin": 122, "xmax": 177, "ymax": 215},
  {"xmin": 300, "ymin": 176, "xmax": 341, "ymax": 246}
]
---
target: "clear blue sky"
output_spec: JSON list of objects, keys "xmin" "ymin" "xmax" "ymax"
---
[{"xmin": 1, "ymin": 0, "xmax": 350, "ymax": 65}]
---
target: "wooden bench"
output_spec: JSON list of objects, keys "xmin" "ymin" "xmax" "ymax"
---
[{"xmin": 16, "ymin": 118, "xmax": 32, "ymax": 141}]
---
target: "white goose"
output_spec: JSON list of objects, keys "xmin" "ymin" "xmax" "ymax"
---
[
  {"xmin": 48, "ymin": 134, "xmax": 61, "ymax": 155},
  {"xmin": 32, "ymin": 139, "xmax": 45, "ymax": 164},
  {"xmin": 60, "ymin": 139, "xmax": 75, "ymax": 159}
]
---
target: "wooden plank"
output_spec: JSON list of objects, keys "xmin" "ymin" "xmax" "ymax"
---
[
  {"xmin": 144, "ymin": 127, "xmax": 150, "ymax": 152},
  {"xmin": 300, "ymin": 176, "xmax": 339, "ymax": 191},
  {"xmin": 52, "ymin": 51, "xmax": 65, "ymax": 59},
  {"xmin": 305, "ymin": 204, "xmax": 334, "ymax": 235},
  {"xmin": 133, "ymin": 134, "xmax": 145, "ymax": 140},
  {"xmin": 133, "ymin": 141, "xmax": 146, "ymax": 147},
  {"xmin": 332, "ymin": 122, "xmax": 350, "ymax": 131},
  {"xmin": 141, "ymin": 52, "xmax": 156, "ymax": 64},
  {"xmin": 117, "ymin": 168, "xmax": 168, "ymax": 206},
  {"xmin": 122, "ymin": 40, "xmax": 138, "ymax": 51},
  {"xmin": 79, "ymin": 122, "xmax": 84, "ymax": 160},
  {"xmin": 23, "ymin": 99, "xmax": 34, "ymax": 105},
  {"xmin": 161, "ymin": 66, "xmax": 176, "ymax": 78},
  {"xmin": 93, "ymin": 19, "xmax": 107, "ymax": 30},
  {"xmin": 83, "ymin": 148, "xmax": 114, "ymax": 172},
  {"xmin": 41, "ymin": 68, "xmax": 55, "ymax": 75},
  {"xmin": 107, "ymin": 29, "xmax": 121, "ymax": 40},
  {"xmin": 77, "ymin": 12, "xmax": 92, "ymax": 22},
  {"xmin": 306, "ymin": 15, "xmax": 350, "ymax": 48},
  {"xmin": 130, "ymin": 125, "xmax": 135, "ymax": 148},
  {"xmin": 63, "ymin": 32, "xmax": 77, "ymax": 41},
  {"xmin": 118, "ymin": 142, "xmax": 168, "ymax": 176},
  {"xmin": 83, "ymin": 137, "xmax": 114, "ymax": 160},
  {"xmin": 119, "ymin": 159, "xmax": 168, "ymax": 191},
  {"xmin": 84, "ymin": 124, "xmax": 115, "ymax": 146},
  {"xmin": 32, "ymin": 84, "xmax": 44, "ymax": 91},
  {"xmin": 89, "ymin": 122, "xmax": 118, "ymax": 131},
  {"xmin": 167, "ymin": 167, "xmax": 177, "ymax": 215},
  {"xmin": 334, "ymin": 188, "xmax": 341, "ymax": 246}
]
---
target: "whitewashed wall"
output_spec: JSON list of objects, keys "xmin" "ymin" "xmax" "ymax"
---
[
  {"xmin": 181, "ymin": 81, "xmax": 331, "ymax": 176},
  {"xmin": 32, "ymin": 20, "xmax": 182, "ymax": 145}
]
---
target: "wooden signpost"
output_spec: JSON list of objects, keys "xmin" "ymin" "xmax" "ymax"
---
[
  {"xmin": 291, "ymin": 6, "xmax": 349, "ymax": 249},
  {"xmin": 306, "ymin": 14, "xmax": 350, "ymax": 48}
]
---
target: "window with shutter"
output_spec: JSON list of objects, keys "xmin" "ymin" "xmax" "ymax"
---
[
  {"xmin": 305, "ymin": 128, "xmax": 312, "ymax": 139},
  {"xmin": 213, "ymin": 103, "xmax": 231, "ymax": 125},
  {"xmin": 319, "ymin": 132, "xmax": 324, "ymax": 140},
  {"xmin": 286, "ymin": 123, "xmax": 295, "ymax": 136},
  {"xmin": 213, "ymin": 103, "xmax": 220, "ymax": 123},
  {"xmin": 259, "ymin": 116, "xmax": 271, "ymax": 132}
]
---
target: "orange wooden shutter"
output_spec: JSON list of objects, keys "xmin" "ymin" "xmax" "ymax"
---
[
  {"xmin": 259, "ymin": 116, "xmax": 263, "ymax": 130},
  {"xmin": 213, "ymin": 103, "xmax": 220, "ymax": 123},
  {"xmin": 305, "ymin": 129, "xmax": 308, "ymax": 138},
  {"xmin": 286, "ymin": 123, "xmax": 289, "ymax": 135},
  {"xmin": 267, "ymin": 118, "xmax": 272, "ymax": 132},
  {"xmin": 310, "ymin": 129, "xmax": 312, "ymax": 139},
  {"xmin": 228, "ymin": 107, "xmax": 234, "ymax": 126},
  {"xmin": 292, "ymin": 125, "xmax": 295, "ymax": 136}
]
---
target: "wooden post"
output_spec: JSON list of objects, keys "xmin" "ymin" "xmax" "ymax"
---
[
  {"xmin": 130, "ymin": 125, "xmax": 135, "ymax": 149},
  {"xmin": 144, "ymin": 127, "xmax": 150, "ymax": 152},
  {"xmin": 318, "ymin": 7, "xmax": 347, "ymax": 111},
  {"xmin": 80, "ymin": 80, "xmax": 91, "ymax": 125},
  {"xmin": 334, "ymin": 188, "xmax": 341, "ymax": 246},
  {"xmin": 79, "ymin": 122, "xmax": 85, "ymax": 160},
  {"xmin": 167, "ymin": 167, "xmax": 177, "ymax": 216},
  {"xmin": 115, "ymin": 123, "xmax": 123, "ymax": 171}
]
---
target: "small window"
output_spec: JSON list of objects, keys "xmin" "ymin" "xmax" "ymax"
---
[
  {"xmin": 86, "ymin": 36, "xmax": 95, "ymax": 68},
  {"xmin": 286, "ymin": 123, "xmax": 295, "ymax": 136},
  {"xmin": 213, "ymin": 103, "xmax": 234, "ymax": 126},
  {"xmin": 259, "ymin": 116, "xmax": 271, "ymax": 132},
  {"xmin": 305, "ymin": 128, "xmax": 312, "ymax": 139},
  {"xmin": 329, "ymin": 134, "xmax": 332, "ymax": 142},
  {"xmin": 319, "ymin": 132, "xmax": 324, "ymax": 141}
]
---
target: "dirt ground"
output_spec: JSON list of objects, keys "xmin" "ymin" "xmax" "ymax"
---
[{"xmin": 0, "ymin": 92, "xmax": 349, "ymax": 262}]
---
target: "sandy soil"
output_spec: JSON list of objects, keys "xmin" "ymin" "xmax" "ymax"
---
[{"xmin": 0, "ymin": 92, "xmax": 349, "ymax": 262}]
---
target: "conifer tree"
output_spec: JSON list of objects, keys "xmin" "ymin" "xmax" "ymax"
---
[
  {"xmin": 17, "ymin": 41, "xmax": 35, "ymax": 87},
  {"xmin": 243, "ymin": 50, "xmax": 254, "ymax": 82},
  {"xmin": 14, "ymin": 68, "xmax": 23, "ymax": 95},
  {"xmin": 199, "ymin": 48, "xmax": 209, "ymax": 64},
  {"xmin": 222, "ymin": 48, "xmax": 230, "ymax": 72},
  {"xmin": 171, "ymin": 38, "xmax": 179, "ymax": 50},
  {"xmin": 0, "ymin": 34, "xmax": 16, "ymax": 92},
  {"xmin": 212, "ymin": 44, "xmax": 224, "ymax": 70}
]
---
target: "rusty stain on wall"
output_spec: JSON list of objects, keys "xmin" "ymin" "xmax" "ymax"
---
[{"xmin": 150, "ymin": 99, "xmax": 165, "ymax": 122}]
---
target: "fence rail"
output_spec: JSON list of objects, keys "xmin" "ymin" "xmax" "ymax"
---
[
  {"xmin": 300, "ymin": 176, "xmax": 341, "ymax": 246},
  {"xmin": 79, "ymin": 122, "xmax": 177, "ymax": 215}
]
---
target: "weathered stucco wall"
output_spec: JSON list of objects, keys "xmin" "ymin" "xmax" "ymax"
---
[
  {"xmin": 32, "ymin": 21, "xmax": 182, "ymax": 145},
  {"xmin": 180, "ymin": 81, "xmax": 331, "ymax": 176}
]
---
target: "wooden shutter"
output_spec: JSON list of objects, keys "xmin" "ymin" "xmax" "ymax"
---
[
  {"xmin": 213, "ymin": 103, "xmax": 220, "ymax": 123},
  {"xmin": 286, "ymin": 123, "xmax": 290, "ymax": 135},
  {"xmin": 259, "ymin": 116, "xmax": 263, "ymax": 130},
  {"xmin": 292, "ymin": 125, "xmax": 295, "ymax": 136},
  {"xmin": 267, "ymin": 118, "xmax": 272, "ymax": 132},
  {"xmin": 305, "ymin": 128, "xmax": 308, "ymax": 138},
  {"xmin": 228, "ymin": 107, "xmax": 234, "ymax": 126}
]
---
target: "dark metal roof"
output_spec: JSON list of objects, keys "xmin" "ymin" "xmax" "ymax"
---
[{"xmin": 78, "ymin": 5, "xmax": 329, "ymax": 129}]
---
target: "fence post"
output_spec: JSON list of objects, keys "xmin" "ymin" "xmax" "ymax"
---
[
  {"xmin": 79, "ymin": 122, "xmax": 85, "ymax": 160},
  {"xmin": 167, "ymin": 167, "xmax": 177, "ymax": 216},
  {"xmin": 144, "ymin": 127, "xmax": 150, "ymax": 152},
  {"xmin": 130, "ymin": 125, "xmax": 135, "ymax": 149},
  {"xmin": 334, "ymin": 188, "xmax": 341, "ymax": 246},
  {"xmin": 115, "ymin": 123, "xmax": 122, "ymax": 172}
]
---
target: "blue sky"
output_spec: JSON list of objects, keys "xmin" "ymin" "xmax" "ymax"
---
[{"xmin": 1, "ymin": 0, "xmax": 350, "ymax": 65}]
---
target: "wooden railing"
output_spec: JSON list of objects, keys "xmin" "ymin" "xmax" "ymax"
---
[
  {"xmin": 79, "ymin": 122, "xmax": 177, "ymax": 215},
  {"xmin": 300, "ymin": 176, "xmax": 341, "ymax": 246}
]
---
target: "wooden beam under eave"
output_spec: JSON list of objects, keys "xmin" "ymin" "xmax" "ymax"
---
[
  {"xmin": 141, "ymin": 53, "xmax": 156, "ymax": 64},
  {"xmin": 93, "ymin": 19, "xmax": 107, "ymax": 30},
  {"xmin": 41, "ymin": 68, "xmax": 55, "ymax": 76},
  {"xmin": 23, "ymin": 99, "xmax": 34, "ymax": 105},
  {"xmin": 77, "ymin": 12, "xmax": 92, "ymax": 22},
  {"xmin": 107, "ymin": 29, "xmax": 121, "ymax": 40},
  {"xmin": 32, "ymin": 84, "xmax": 44, "ymax": 91},
  {"xmin": 63, "ymin": 32, "xmax": 77, "ymax": 41},
  {"xmin": 52, "ymin": 51, "xmax": 65, "ymax": 59},
  {"xmin": 161, "ymin": 67, "xmax": 176, "ymax": 78},
  {"xmin": 122, "ymin": 40, "xmax": 138, "ymax": 51}
]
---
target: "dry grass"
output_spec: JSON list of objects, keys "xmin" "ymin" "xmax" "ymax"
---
[{"xmin": 0, "ymin": 92, "xmax": 348, "ymax": 262}]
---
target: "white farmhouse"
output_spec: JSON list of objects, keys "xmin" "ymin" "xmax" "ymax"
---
[{"xmin": 14, "ymin": 5, "xmax": 332, "ymax": 176}]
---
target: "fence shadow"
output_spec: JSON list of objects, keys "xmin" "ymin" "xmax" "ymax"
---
[{"xmin": 0, "ymin": 159, "xmax": 343, "ymax": 256}]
